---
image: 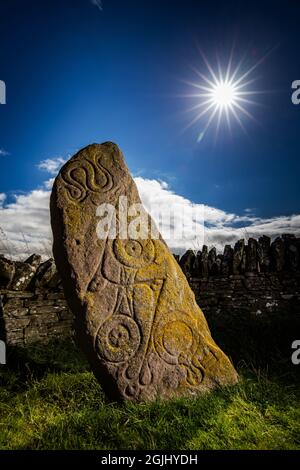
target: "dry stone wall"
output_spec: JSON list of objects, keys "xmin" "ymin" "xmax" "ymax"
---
[
  {"xmin": 0, "ymin": 254, "xmax": 72, "ymax": 346},
  {"xmin": 1, "ymin": 234, "xmax": 299, "ymax": 365},
  {"xmin": 178, "ymin": 235, "xmax": 300, "ymax": 364},
  {"xmin": 0, "ymin": 290, "xmax": 72, "ymax": 346}
]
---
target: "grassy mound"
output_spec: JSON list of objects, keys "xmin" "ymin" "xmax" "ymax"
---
[{"xmin": 0, "ymin": 340, "xmax": 299, "ymax": 450}]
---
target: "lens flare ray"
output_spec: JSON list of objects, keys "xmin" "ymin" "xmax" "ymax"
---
[{"xmin": 183, "ymin": 49, "xmax": 268, "ymax": 142}]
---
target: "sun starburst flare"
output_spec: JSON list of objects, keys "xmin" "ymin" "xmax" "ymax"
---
[{"xmin": 182, "ymin": 48, "xmax": 269, "ymax": 142}]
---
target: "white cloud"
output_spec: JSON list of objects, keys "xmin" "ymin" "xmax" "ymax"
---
[
  {"xmin": 0, "ymin": 193, "xmax": 6, "ymax": 207},
  {"xmin": 135, "ymin": 178, "xmax": 300, "ymax": 252},
  {"xmin": 0, "ymin": 148, "xmax": 9, "ymax": 157},
  {"xmin": 0, "ymin": 186, "xmax": 52, "ymax": 259},
  {"xmin": 0, "ymin": 173, "xmax": 299, "ymax": 260},
  {"xmin": 90, "ymin": 0, "xmax": 103, "ymax": 11},
  {"xmin": 37, "ymin": 157, "xmax": 66, "ymax": 175},
  {"xmin": 244, "ymin": 208, "xmax": 256, "ymax": 214}
]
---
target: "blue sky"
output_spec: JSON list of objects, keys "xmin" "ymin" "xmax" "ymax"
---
[{"xmin": 0, "ymin": 0, "xmax": 300, "ymax": 257}]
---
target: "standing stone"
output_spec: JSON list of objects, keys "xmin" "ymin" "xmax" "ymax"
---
[
  {"xmin": 50, "ymin": 142, "xmax": 238, "ymax": 402},
  {"xmin": 173, "ymin": 254, "xmax": 180, "ymax": 264}
]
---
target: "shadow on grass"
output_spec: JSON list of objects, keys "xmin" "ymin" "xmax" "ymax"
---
[
  {"xmin": 0, "ymin": 338, "xmax": 89, "ymax": 392},
  {"xmin": 0, "ymin": 340, "xmax": 299, "ymax": 450},
  {"xmin": 206, "ymin": 307, "xmax": 300, "ymax": 385},
  {"xmin": 14, "ymin": 367, "xmax": 300, "ymax": 450},
  {"xmin": 18, "ymin": 385, "xmax": 237, "ymax": 450},
  {"xmin": 1, "ymin": 335, "xmax": 299, "ymax": 395}
]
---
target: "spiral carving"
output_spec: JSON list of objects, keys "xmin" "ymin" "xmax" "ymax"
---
[
  {"xmin": 96, "ymin": 315, "xmax": 140, "ymax": 363},
  {"xmin": 154, "ymin": 312, "xmax": 198, "ymax": 365},
  {"xmin": 61, "ymin": 153, "xmax": 113, "ymax": 202}
]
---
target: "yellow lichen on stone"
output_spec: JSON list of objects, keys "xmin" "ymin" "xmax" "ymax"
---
[{"xmin": 51, "ymin": 142, "xmax": 238, "ymax": 402}]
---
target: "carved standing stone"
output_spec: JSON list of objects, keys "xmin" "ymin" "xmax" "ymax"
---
[{"xmin": 50, "ymin": 142, "xmax": 238, "ymax": 402}]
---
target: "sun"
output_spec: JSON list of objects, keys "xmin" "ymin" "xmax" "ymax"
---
[
  {"xmin": 211, "ymin": 81, "xmax": 237, "ymax": 108},
  {"xmin": 181, "ymin": 48, "xmax": 268, "ymax": 142}
]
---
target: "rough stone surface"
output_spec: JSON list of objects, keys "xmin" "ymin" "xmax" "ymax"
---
[
  {"xmin": 25, "ymin": 254, "xmax": 42, "ymax": 268},
  {"xmin": 32, "ymin": 258, "xmax": 57, "ymax": 289},
  {"xmin": 50, "ymin": 142, "xmax": 238, "ymax": 402},
  {"xmin": 271, "ymin": 237, "xmax": 285, "ymax": 272},
  {"xmin": 257, "ymin": 235, "xmax": 271, "ymax": 272},
  {"xmin": 246, "ymin": 238, "xmax": 258, "ymax": 272},
  {"xmin": 222, "ymin": 245, "xmax": 233, "ymax": 276},
  {"xmin": 0, "ymin": 256, "xmax": 15, "ymax": 288},
  {"xmin": 215, "ymin": 255, "xmax": 222, "ymax": 275},
  {"xmin": 179, "ymin": 250, "xmax": 195, "ymax": 279},
  {"xmin": 193, "ymin": 251, "xmax": 202, "ymax": 278},
  {"xmin": 201, "ymin": 245, "xmax": 209, "ymax": 278},
  {"xmin": 283, "ymin": 235, "xmax": 299, "ymax": 272},
  {"xmin": 233, "ymin": 240, "xmax": 245, "ymax": 274},
  {"xmin": 208, "ymin": 247, "xmax": 217, "ymax": 275},
  {"xmin": 0, "ymin": 290, "xmax": 72, "ymax": 345},
  {"xmin": 10, "ymin": 261, "xmax": 38, "ymax": 291},
  {"xmin": 0, "ymin": 234, "xmax": 299, "ymax": 368},
  {"xmin": 190, "ymin": 271, "xmax": 300, "ymax": 366}
]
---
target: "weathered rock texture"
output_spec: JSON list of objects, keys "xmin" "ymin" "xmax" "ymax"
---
[
  {"xmin": 190, "ymin": 272, "xmax": 300, "ymax": 366},
  {"xmin": 178, "ymin": 235, "xmax": 300, "ymax": 278},
  {"xmin": 0, "ymin": 234, "xmax": 299, "ymax": 368},
  {"xmin": 0, "ymin": 290, "xmax": 72, "ymax": 345},
  {"xmin": 50, "ymin": 142, "xmax": 238, "ymax": 401}
]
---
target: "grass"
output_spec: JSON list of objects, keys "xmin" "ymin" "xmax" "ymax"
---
[{"xmin": 0, "ymin": 340, "xmax": 299, "ymax": 450}]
